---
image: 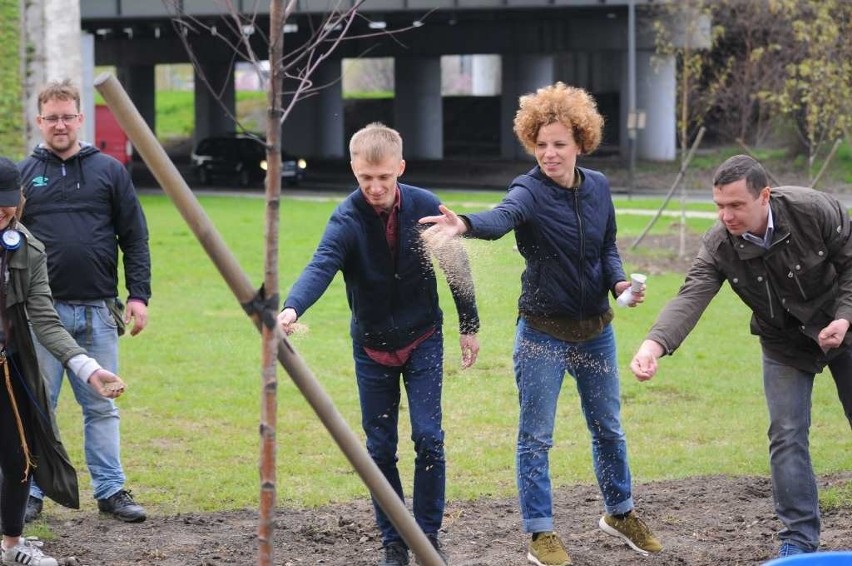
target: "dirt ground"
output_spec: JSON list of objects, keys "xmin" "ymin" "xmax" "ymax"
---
[
  {"xmin": 44, "ymin": 473, "xmax": 852, "ymax": 565},
  {"xmin": 43, "ymin": 232, "xmax": 851, "ymax": 566}
]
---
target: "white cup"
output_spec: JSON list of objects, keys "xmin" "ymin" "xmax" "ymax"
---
[
  {"xmin": 630, "ymin": 273, "xmax": 647, "ymax": 293},
  {"xmin": 617, "ymin": 273, "xmax": 647, "ymax": 307}
]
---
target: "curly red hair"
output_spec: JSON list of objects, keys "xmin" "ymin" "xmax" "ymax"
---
[{"xmin": 512, "ymin": 82, "xmax": 603, "ymax": 156}]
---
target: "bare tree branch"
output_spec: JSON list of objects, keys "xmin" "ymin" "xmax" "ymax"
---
[{"xmin": 162, "ymin": 0, "xmax": 428, "ymax": 137}]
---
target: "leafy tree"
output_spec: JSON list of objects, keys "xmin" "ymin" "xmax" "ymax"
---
[
  {"xmin": 760, "ymin": 0, "xmax": 851, "ymax": 178},
  {"xmin": 653, "ymin": 0, "xmax": 851, "ymax": 181},
  {"xmin": 700, "ymin": 1, "xmax": 789, "ymax": 146}
]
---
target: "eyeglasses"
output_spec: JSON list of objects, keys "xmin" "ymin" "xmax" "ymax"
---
[{"xmin": 40, "ymin": 114, "xmax": 79, "ymax": 125}]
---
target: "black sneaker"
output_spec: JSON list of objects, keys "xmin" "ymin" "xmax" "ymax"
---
[
  {"xmin": 378, "ymin": 542, "xmax": 409, "ymax": 566},
  {"xmin": 426, "ymin": 535, "xmax": 447, "ymax": 565},
  {"xmin": 23, "ymin": 496, "xmax": 43, "ymax": 523},
  {"xmin": 97, "ymin": 489, "xmax": 147, "ymax": 523}
]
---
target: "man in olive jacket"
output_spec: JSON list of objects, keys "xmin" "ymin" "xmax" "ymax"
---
[{"xmin": 630, "ymin": 155, "xmax": 852, "ymax": 559}]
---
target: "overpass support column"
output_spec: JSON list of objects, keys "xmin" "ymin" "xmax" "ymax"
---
[
  {"xmin": 194, "ymin": 58, "xmax": 235, "ymax": 141},
  {"xmin": 117, "ymin": 65, "xmax": 156, "ymax": 133},
  {"xmin": 636, "ymin": 51, "xmax": 676, "ymax": 161},
  {"xmin": 280, "ymin": 60, "xmax": 343, "ymax": 158},
  {"xmin": 501, "ymin": 54, "xmax": 554, "ymax": 159},
  {"xmin": 281, "ymin": 85, "xmax": 317, "ymax": 157},
  {"xmin": 317, "ymin": 60, "xmax": 345, "ymax": 158},
  {"xmin": 394, "ymin": 57, "xmax": 442, "ymax": 160}
]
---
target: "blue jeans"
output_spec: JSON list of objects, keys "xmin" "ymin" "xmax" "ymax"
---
[
  {"xmin": 30, "ymin": 300, "xmax": 125, "ymax": 502},
  {"xmin": 514, "ymin": 318, "xmax": 633, "ymax": 533},
  {"xmin": 353, "ymin": 329, "xmax": 445, "ymax": 547}
]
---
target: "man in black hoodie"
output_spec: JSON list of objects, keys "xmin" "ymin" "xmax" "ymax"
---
[{"xmin": 17, "ymin": 79, "xmax": 150, "ymax": 523}]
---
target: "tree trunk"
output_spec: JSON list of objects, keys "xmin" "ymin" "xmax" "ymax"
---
[{"xmin": 258, "ymin": 1, "xmax": 285, "ymax": 564}]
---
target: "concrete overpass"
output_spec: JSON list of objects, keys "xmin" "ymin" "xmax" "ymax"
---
[{"xmin": 76, "ymin": 0, "xmax": 685, "ymax": 161}]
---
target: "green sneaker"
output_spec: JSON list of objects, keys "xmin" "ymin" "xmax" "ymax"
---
[
  {"xmin": 527, "ymin": 532, "xmax": 572, "ymax": 566},
  {"xmin": 598, "ymin": 512, "xmax": 662, "ymax": 555}
]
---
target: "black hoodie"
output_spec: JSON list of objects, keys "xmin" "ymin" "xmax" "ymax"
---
[{"xmin": 18, "ymin": 143, "xmax": 151, "ymax": 303}]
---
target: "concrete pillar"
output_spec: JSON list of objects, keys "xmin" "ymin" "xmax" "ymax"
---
[
  {"xmin": 117, "ymin": 64, "xmax": 156, "ymax": 133},
  {"xmin": 283, "ymin": 60, "xmax": 344, "ymax": 158},
  {"xmin": 280, "ymin": 77, "xmax": 319, "ymax": 157},
  {"xmin": 500, "ymin": 54, "xmax": 554, "ymax": 159},
  {"xmin": 24, "ymin": 0, "xmax": 83, "ymax": 150},
  {"xmin": 636, "ymin": 51, "xmax": 676, "ymax": 161},
  {"xmin": 619, "ymin": 50, "xmax": 631, "ymax": 158},
  {"xmin": 194, "ymin": 58, "xmax": 235, "ymax": 142},
  {"xmin": 45, "ymin": 0, "xmax": 82, "ymax": 88},
  {"xmin": 81, "ymin": 33, "xmax": 95, "ymax": 144},
  {"xmin": 471, "ymin": 55, "xmax": 500, "ymax": 96},
  {"xmin": 394, "ymin": 57, "xmax": 442, "ymax": 160},
  {"xmin": 316, "ymin": 60, "xmax": 345, "ymax": 158}
]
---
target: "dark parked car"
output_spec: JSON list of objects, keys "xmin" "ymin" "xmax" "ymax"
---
[{"xmin": 190, "ymin": 134, "xmax": 307, "ymax": 187}]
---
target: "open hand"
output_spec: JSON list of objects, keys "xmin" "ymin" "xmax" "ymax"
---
[
  {"xmin": 460, "ymin": 333, "xmax": 479, "ymax": 369},
  {"xmin": 88, "ymin": 369, "xmax": 126, "ymax": 398}
]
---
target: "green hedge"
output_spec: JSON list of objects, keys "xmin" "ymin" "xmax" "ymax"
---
[{"xmin": 0, "ymin": 0, "xmax": 23, "ymax": 158}]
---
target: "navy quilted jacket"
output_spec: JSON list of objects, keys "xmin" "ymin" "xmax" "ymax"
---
[
  {"xmin": 284, "ymin": 183, "xmax": 480, "ymax": 350},
  {"xmin": 464, "ymin": 165, "xmax": 625, "ymax": 320}
]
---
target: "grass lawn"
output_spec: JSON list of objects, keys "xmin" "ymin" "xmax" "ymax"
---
[{"xmin": 50, "ymin": 191, "xmax": 852, "ymax": 516}]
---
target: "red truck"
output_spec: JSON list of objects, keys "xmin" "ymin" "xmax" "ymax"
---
[{"xmin": 94, "ymin": 104, "xmax": 132, "ymax": 167}]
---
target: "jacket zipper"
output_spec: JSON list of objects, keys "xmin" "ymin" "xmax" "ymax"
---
[
  {"xmin": 791, "ymin": 271, "xmax": 807, "ymax": 299},
  {"xmin": 764, "ymin": 278, "xmax": 775, "ymax": 320},
  {"xmin": 573, "ymin": 189, "xmax": 586, "ymax": 316}
]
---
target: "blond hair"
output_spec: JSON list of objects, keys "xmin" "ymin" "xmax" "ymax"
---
[
  {"xmin": 349, "ymin": 122, "xmax": 403, "ymax": 163},
  {"xmin": 513, "ymin": 82, "xmax": 603, "ymax": 155},
  {"xmin": 37, "ymin": 79, "xmax": 81, "ymax": 114}
]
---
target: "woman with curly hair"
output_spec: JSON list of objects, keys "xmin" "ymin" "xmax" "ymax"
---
[{"xmin": 420, "ymin": 82, "xmax": 661, "ymax": 566}]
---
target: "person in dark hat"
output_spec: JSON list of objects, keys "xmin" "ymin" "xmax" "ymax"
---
[{"xmin": 0, "ymin": 156, "xmax": 128, "ymax": 566}]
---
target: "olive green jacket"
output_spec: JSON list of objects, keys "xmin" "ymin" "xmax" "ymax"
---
[
  {"xmin": 7, "ymin": 224, "xmax": 84, "ymax": 508},
  {"xmin": 647, "ymin": 186, "xmax": 852, "ymax": 373}
]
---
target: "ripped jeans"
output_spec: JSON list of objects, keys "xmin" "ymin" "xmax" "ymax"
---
[{"xmin": 513, "ymin": 318, "xmax": 633, "ymax": 533}]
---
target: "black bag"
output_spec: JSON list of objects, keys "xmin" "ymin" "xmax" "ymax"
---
[{"xmin": 107, "ymin": 298, "xmax": 126, "ymax": 336}]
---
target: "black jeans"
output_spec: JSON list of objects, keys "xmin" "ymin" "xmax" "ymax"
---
[{"xmin": 0, "ymin": 354, "xmax": 33, "ymax": 537}]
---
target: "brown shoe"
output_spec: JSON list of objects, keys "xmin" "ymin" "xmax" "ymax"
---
[
  {"xmin": 599, "ymin": 511, "xmax": 662, "ymax": 555},
  {"xmin": 527, "ymin": 532, "xmax": 572, "ymax": 566}
]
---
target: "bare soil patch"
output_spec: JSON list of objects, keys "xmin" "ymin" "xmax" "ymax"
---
[
  {"xmin": 44, "ymin": 474, "xmax": 852, "ymax": 565},
  {"xmin": 42, "ymin": 230, "xmax": 851, "ymax": 565}
]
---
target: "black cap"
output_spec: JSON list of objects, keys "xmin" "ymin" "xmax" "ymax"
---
[{"xmin": 0, "ymin": 157, "xmax": 21, "ymax": 207}]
